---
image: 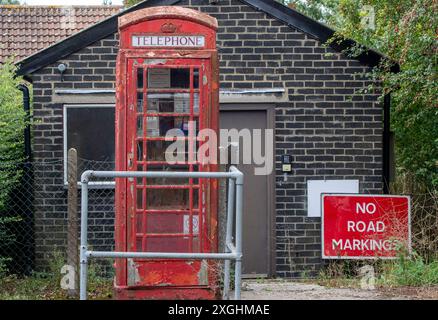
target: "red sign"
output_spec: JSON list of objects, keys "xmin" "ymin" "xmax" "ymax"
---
[{"xmin": 322, "ymin": 194, "xmax": 411, "ymax": 259}]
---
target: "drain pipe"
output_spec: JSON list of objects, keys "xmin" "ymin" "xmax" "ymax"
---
[
  {"xmin": 18, "ymin": 83, "xmax": 34, "ymax": 275},
  {"xmin": 382, "ymin": 93, "xmax": 391, "ymax": 194},
  {"xmin": 18, "ymin": 84, "xmax": 32, "ymax": 161}
]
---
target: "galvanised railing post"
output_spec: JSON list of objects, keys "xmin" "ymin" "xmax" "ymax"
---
[
  {"xmin": 223, "ymin": 177, "xmax": 235, "ymax": 300},
  {"xmin": 232, "ymin": 166, "xmax": 244, "ymax": 300},
  {"xmin": 79, "ymin": 170, "xmax": 92, "ymax": 300}
]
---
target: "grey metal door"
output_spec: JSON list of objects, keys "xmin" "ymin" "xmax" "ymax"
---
[{"xmin": 220, "ymin": 108, "xmax": 273, "ymax": 277}]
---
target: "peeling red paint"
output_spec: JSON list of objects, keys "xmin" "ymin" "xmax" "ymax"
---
[{"xmin": 115, "ymin": 6, "xmax": 219, "ymax": 300}]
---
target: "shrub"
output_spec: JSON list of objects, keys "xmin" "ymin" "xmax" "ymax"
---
[
  {"xmin": 0, "ymin": 59, "xmax": 27, "ymax": 274},
  {"xmin": 380, "ymin": 251, "xmax": 438, "ymax": 286}
]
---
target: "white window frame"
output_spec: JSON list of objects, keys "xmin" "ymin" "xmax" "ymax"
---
[{"xmin": 63, "ymin": 104, "xmax": 116, "ymax": 188}]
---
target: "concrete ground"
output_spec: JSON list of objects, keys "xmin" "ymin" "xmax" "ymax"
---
[{"xmin": 237, "ymin": 280, "xmax": 437, "ymax": 300}]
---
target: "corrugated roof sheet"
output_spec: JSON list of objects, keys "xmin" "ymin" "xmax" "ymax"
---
[{"xmin": 0, "ymin": 5, "xmax": 122, "ymax": 63}]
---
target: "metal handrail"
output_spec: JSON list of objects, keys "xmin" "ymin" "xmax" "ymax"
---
[{"xmin": 79, "ymin": 166, "xmax": 243, "ymax": 300}]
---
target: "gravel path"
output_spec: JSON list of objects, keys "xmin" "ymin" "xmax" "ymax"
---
[{"xmin": 238, "ymin": 280, "xmax": 415, "ymax": 300}]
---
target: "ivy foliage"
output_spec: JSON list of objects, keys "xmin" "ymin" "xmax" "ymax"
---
[
  {"xmin": 0, "ymin": 0, "xmax": 20, "ymax": 4},
  {"xmin": 0, "ymin": 60, "xmax": 26, "ymax": 210},
  {"xmin": 290, "ymin": 0, "xmax": 437, "ymax": 188},
  {"xmin": 0, "ymin": 60, "xmax": 27, "ymax": 273},
  {"xmin": 123, "ymin": 0, "xmax": 143, "ymax": 7}
]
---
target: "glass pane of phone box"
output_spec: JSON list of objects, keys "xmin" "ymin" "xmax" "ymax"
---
[{"xmin": 147, "ymin": 93, "xmax": 199, "ymax": 114}]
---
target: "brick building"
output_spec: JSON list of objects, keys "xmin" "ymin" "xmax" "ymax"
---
[{"xmin": 16, "ymin": 0, "xmax": 393, "ymax": 278}]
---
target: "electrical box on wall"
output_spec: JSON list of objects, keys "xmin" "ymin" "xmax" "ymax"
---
[{"xmin": 281, "ymin": 154, "xmax": 292, "ymax": 173}]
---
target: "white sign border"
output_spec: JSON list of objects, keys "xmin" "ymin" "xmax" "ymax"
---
[
  {"xmin": 321, "ymin": 193, "xmax": 412, "ymax": 260},
  {"xmin": 131, "ymin": 34, "xmax": 206, "ymax": 48}
]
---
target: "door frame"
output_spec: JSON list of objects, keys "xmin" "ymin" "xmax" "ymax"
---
[{"xmin": 219, "ymin": 103, "xmax": 276, "ymax": 278}]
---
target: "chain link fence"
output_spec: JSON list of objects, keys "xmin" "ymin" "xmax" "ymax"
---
[
  {"xmin": 0, "ymin": 158, "xmax": 116, "ymax": 278},
  {"xmin": 1, "ymin": 157, "xmax": 437, "ymax": 281}
]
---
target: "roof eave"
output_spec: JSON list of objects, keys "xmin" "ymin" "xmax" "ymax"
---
[{"xmin": 16, "ymin": 0, "xmax": 399, "ymax": 78}]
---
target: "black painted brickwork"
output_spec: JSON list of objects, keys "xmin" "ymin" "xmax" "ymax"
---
[{"xmin": 30, "ymin": 0, "xmax": 383, "ymax": 277}]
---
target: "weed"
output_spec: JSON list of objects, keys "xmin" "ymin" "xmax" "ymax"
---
[
  {"xmin": 0, "ymin": 250, "xmax": 113, "ymax": 300},
  {"xmin": 379, "ymin": 251, "xmax": 438, "ymax": 287}
]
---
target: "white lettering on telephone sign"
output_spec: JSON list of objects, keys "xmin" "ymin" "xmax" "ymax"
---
[{"xmin": 132, "ymin": 35, "xmax": 205, "ymax": 48}]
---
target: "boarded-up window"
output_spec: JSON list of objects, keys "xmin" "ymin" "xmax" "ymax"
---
[{"xmin": 64, "ymin": 104, "xmax": 115, "ymax": 184}]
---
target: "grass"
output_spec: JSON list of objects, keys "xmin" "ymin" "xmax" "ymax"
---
[
  {"xmin": 378, "ymin": 252, "xmax": 438, "ymax": 287},
  {"xmin": 315, "ymin": 260, "xmax": 364, "ymax": 288},
  {"xmin": 0, "ymin": 274, "xmax": 113, "ymax": 300},
  {"xmin": 0, "ymin": 251, "xmax": 113, "ymax": 300},
  {"xmin": 315, "ymin": 249, "xmax": 438, "ymax": 290},
  {"xmin": 2, "ymin": 249, "xmax": 438, "ymax": 299}
]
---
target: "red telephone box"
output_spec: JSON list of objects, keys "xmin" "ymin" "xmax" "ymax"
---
[{"xmin": 114, "ymin": 7, "xmax": 219, "ymax": 299}]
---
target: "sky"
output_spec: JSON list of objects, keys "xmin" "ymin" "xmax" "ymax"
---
[{"xmin": 21, "ymin": 0, "xmax": 124, "ymax": 5}]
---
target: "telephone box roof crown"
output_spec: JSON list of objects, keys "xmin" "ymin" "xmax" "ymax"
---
[{"xmin": 119, "ymin": 6, "xmax": 218, "ymax": 31}]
